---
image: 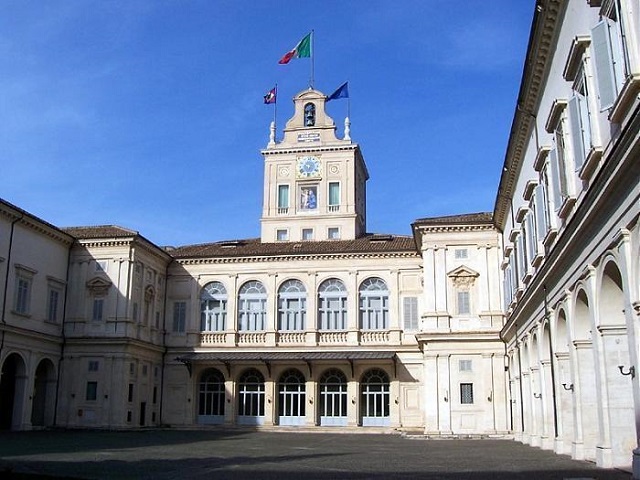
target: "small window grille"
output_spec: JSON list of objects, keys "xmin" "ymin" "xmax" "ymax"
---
[
  {"xmin": 88, "ymin": 361, "xmax": 100, "ymax": 372},
  {"xmin": 460, "ymin": 383, "xmax": 474, "ymax": 404}
]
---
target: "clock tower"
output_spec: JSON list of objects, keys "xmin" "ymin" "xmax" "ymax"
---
[{"xmin": 260, "ymin": 88, "xmax": 368, "ymax": 242}]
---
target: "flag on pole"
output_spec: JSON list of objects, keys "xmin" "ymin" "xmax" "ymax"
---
[
  {"xmin": 327, "ymin": 82, "xmax": 349, "ymax": 101},
  {"xmin": 278, "ymin": 32, "xmax": 312, "ymax": 64},
  {"xmin": 263, "ymin": 86, "xmax": 277, "ymax": 104}
]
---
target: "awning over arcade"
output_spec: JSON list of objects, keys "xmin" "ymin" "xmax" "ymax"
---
[{"xmin": 175, "ymin": 350, "xmax": 397, "ymax": 378}]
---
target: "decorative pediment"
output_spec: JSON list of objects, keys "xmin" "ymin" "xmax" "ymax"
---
[
  {"xmin": 86, "ymin": 277, "xmax": 112, "ymax": 295},
  {"xmin": 447, "ymin": 266, "xmax": 479, "ymax": 287}
]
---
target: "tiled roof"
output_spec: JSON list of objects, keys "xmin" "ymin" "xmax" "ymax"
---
[
  {"xmin": 63, "ymin": 225, "xmax": 139, "ymax": 239},
  {"xmin": 413, "ymin": 212, "xmax": 493, "ymax": 225},
  {"xmin": 169, "ymin": 233, "xmax": 418, "ymax": 259},
  {"xmin": 177, "ymin": 350, "xmax": 397, "ymax": 362}
]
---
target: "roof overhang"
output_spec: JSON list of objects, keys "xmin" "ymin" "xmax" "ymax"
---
[{"xmin": 175, "ymin": 350, "xmax": 398, "ymax": 378}]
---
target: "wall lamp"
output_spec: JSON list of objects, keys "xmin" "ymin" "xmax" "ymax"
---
[{"xmin": 561, "ymin": 383, "xmax": 574, "ymax": 392}]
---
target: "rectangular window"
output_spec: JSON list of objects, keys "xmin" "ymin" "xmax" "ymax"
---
[
  {"xmin": 15, "ymin": 276, "xmax": 31, "ymax": 315},
  {"xmin": 454, "ymin": 248, "xmax": 468, "ymax": 259},
  {"xmin": 153, "ymin": 386, "xmax": 158, "ymax": 404},
  {"xmin": 403, "ymin": 297, "xmax": 418, "ymax": 331},
  {"xmin": 460, "ymin": 383, "xmax": 474, "ymax": 404},
  {"xmin": 302, "ymin": 228, "xmax": 314, "ymax": 241},
  {"xmin": 328, "ymin": 227, "xmax": 340, "ymax": 240},
  {"xmin": 459, "ymin": 360, "xmax": 473, "ymax": 372},
  {"xmin": 276, "ymin": 229, "xmax": 288, "ymax": 241},
  {"xmin": 47, "ymin": 288, "xmax": 61, "ymax": 323},
  {"xmin": 127, "ymin": 411, "xmax": 132, "ymax": 423},
  {"xmin": 457, "ymin": 291, "xmax": 470, "ymax": 315},
  {"xmin": 95, "ymin": 260, "xmax": 108, "ymax": 273},
  {"xmin": 128, "ymin": 383, "xmax": 134, "ymax": 403},
  {"xmin": 88, "ymin": 360, "xmax": 100, "ymax": 372},
  {"xmin": 129, "ymin": 362, "xmax": 135, "ymax": 375},
  {"xmin": 155, "ymin": 311, "xmax": 160, "ymax": 328},
  {"xmin": 92, "ymin": 298, "xmax": 104, "ymax": 321},
  {"xmin": 132, "ymin": 302, "xmax": 138, "ymax": 322},
  {"xmin": 142, "ymin": 365, "xmax": 148, "ymax": 376},
  {"xmin": 172, "ymin": 301, "xmax": 186, "ymax": 333},
  {"xmin": 277, "ymin": 184, "xmax": 289, "ymax": 213},
  {"xmin": 328, "ymin": 182, "xmax": 340, "ymax": 211},
  {"xmin": 86, "ymin": 381, "xmax": 98, "ymax": 401}
]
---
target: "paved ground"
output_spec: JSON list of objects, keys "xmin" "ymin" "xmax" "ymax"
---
[{"xmin": 0, "ymin": 429, "xmax": 633, "ymax": 479}]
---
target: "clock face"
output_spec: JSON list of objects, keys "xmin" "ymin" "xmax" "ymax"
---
[{"xmin": 297, "ymin": 156, "xmax": 321, "ymax": 178}]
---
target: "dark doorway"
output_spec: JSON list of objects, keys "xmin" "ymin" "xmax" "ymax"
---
[
  {"xmin": 0, "ymin": 354, "xmax": 25, "ymax": 430},
  {"xmin": 139, "ymin": 402, "xmax": 146, "ymax": 426}
]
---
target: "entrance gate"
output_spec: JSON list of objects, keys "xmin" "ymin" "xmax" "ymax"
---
[
  {"xmin": 361, "ymin": 368, "xmax": 390, "ymax": 426},
  {"xmin": 237, "ymin": 368, "xmax": 265, "ymax": 426},
  {"xmin": 319, "ymin": 368, "xmax": 347, "ymax": 426},
  {"xmin": 278, "ymin": 369, "xmax": 306, "ymax": 426},
  {"xmin": 198, "ymin": 368, "xmax": 225, "ymax": 425}
]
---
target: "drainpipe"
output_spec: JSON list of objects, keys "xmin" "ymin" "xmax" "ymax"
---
[
  {"xmin": 544, "ymin": 285, "xmax": 559, "ymax": 438},
  {"xmin": 516, "ymin": 327, "xmax": 525, "ymax": 432},
  {"xmin": 159, "ymin": 260, "xmax": 170, "ymax": 426},
  {"xmin": 0, "ymin": 213, "xmax": 23, "ymax": 361},
  {"xmin": 53, "ymin": 240, "xmax": 72, "ymax": 426}
]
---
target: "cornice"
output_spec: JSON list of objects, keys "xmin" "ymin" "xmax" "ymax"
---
[
  {"xmin": 494, "ymin": 0, "xmax": 566, "ymax": 228},
  {"xmin": 416, "ymin": 224, "xmax": 496, "ymax": 234},
  {"xmin": 75, "ymin": 239, "xmax": 133, "ymax": 249},
  {"xmin": 262, "ymin": 144, "xmax": 359, "ymax": 156},
  {"xmin": 176, "ymin": 251, "xmax": 420, "ymax": 266},
  {"xmin": 1, "ymin": 204, "xmax": 74, "ymax": 246}
]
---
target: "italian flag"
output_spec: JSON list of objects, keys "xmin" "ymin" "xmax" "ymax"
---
[{"xmin": 278, "ymin": 32, "xmax": 312, "ymax": 64}]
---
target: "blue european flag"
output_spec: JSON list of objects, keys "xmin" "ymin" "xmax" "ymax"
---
[{"xmin": 327, "ymin": 82, "xmax": 349, "ymax": 101}]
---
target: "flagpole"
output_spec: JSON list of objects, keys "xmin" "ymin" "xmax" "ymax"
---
[
  {"xmin": 274, "ymin": 83, "xmax": 278, "ymax": 138},
  {"xmin": 310, "ymin": 29, "xmax": 315, "ymax": 89}
]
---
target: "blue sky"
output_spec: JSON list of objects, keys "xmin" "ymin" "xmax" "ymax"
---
[{"xmin": 1, "ymin": 1, "xmax": 533, "ymax": 247}]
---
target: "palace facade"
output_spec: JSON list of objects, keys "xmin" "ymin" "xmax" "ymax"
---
[{"xmin": 1, "ymin": 0, "xmax": 639, "ymax": 476}]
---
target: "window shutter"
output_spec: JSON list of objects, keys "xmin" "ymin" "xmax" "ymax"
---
[
  {"xmin": 548, "ymin": 148, "xmax": 562, "ymax": 211},
  {"xmin": 592, "ymin": 20, "xmax": 617, "ymax": 110},
  {"xmin": 568, "ymin": 96, "xmax": 585, "ymax": 170},
  {"xmin": 534, "ymin": 185, "xmax": 548, "ymax": 241},
  {"xmin": 525, "ymin": 214, "xmax": 536, "ymax": 264},
  {"xmin": 403, "ymin": 297, "xmax": 418, "ymax": 330}
]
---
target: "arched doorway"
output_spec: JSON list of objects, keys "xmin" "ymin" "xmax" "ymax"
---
[
  {"xmin": 360, "ymin": 368, "xmax": 390, "ymax": 426},
  {"xmin": 197, "ymin": 368, "xmax": 225, "ymax": 425},
  {"xmin": 237, "ymin": 368, "xmax": 265, "ymax": 426},
  {"xmin": 0, "ymin": 353, "xmax": 27, "ymax": 430},
  {"xmin": 31, "ymin": 359, "xmax": 56, "ymax": 427},
  {"xmin": 574, "ymin": 289, "xmax": 597, "ymax": 461},
  {"xmin": 319, "ymin": 368, "xmax": 347, "ymax": 426},
  {"xmin": 599, "ymin": 261, "xmax": 634, "ymax": 468},
  {"xmin": 277, "ymin": 368, "xmax": 306, "ymax": 426}
]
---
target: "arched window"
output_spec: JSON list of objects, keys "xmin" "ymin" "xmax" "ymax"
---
[
  {"xmin": 201, "ymin": 282, "xmax": 227, "ymax": 331},
  {"xmin": 198, "ymin": 368, "xmax": 225, "ymax": 424},
  {"xmin": 238, "ymin": 281, "xmax": 267, "ymax": 331},
  {"xmin": 359, "ymin": 277, "xmax": 389, "ymax": 330},
  {"xmin": 278, "ymin": 279, "xmax": 306, "ymax": 331},
  {"xmin": 319, "ymin": 368, "xmax": 348, "ymax": 426},
  {"xmin": 278, "ymin": 368, "xmax": 306, "ymax": 425},
  {"xmin": 237, "ymin": 368, "xmax": 265, "ymax": 425},
  {"xmin": 318, "ymin": 278, "xmax": 347, "ymax": 330},
  {"xmin": 360, "ymin": 368, "xmax": 390, "ymax": 426},
  {"xmin": 304, "ymin": 102, "xmax": 316, "ymax": 126}
]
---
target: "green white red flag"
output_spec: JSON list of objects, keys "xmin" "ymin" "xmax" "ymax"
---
[{"xmin": 278, "ymin": 32, "xmax": 312, "ymax": 64}]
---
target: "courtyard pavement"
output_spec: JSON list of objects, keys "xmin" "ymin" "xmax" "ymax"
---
[{"xmin": 0, "ymin": 429, "xmax": 633, "ymax": 479}]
